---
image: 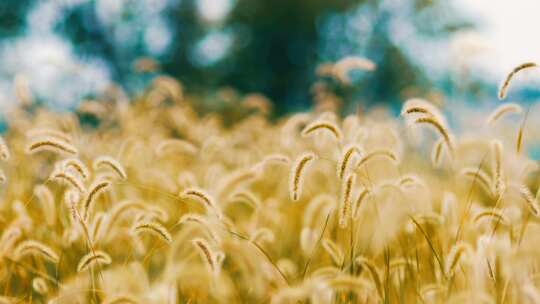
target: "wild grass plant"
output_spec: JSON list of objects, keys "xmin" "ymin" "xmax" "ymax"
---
[{"xmin": 0, "ymin": 62, "xmax": 538, "ymax": 303}]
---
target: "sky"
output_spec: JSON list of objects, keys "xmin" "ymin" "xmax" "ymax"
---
[
  {"xmin": 455, "ymin": 0, "xmax": 540, "ymax": 80},
  {"xmin": 0, "ymin": 0, "xmax": 539, "ymax": 111}
]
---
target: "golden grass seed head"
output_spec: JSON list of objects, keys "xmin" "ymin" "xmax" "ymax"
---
[
  {"xmin": 93, "ymin": 156, "xmax": 127, "ymax": 180},
  {"xmin": 415, "ymin": 116, "xmax": 454, "ymax": 155},
  {"xmin": 322, "ymin": 238, "xmax": 344, "ymax": 266},
  {"xmin": 63, "ymin": 158, "xmax": 90, "ymax": 180},
  {"xmin": 0, "ymin": 226, "xmax": 22, "ymax": 255},
  {"xmin": 229, "ymin": 190, "xmax": 261, "ymax": 210},
  {"xmin": 303, "ymin": 193, "xmax": 334, "ymax": 228},
  {"xmin": 486, "ymin": 102, "xmax": 522, "ymax": 125},
  {"xmin": 216, "ymin": 168, "xmax": 257, "ymax": 199},
  {"xmin": 142, "ymin": 204, "xmax": 169, "ymax": 222},
  {"xmin": 83, "ymin": 179, "xmax": 112, "ymax": 221},
  {"xmin": 398, "ymin": 174, "xmax": 425, "ymax": 189},
  {"xmin": 253, "ymin": 153, "xmax": 291, "ymax": 173},
  {"xmin": 106, "ymin": 200, "xmax": 147, "ymax": 232},
  {"xmin": 192, "ymin": 237, "xmax": 217, "ymax": 275},
  {"xmin": 338, "ymin": 173, "xmax": 355, "ymax": 228},
  {"xmin": 76, "ymin": 250, "xmax": 112, "ymax": 272},
  {"xmin": 26, "ymin": 136, "xmax": 78, "ymax": 155},
  {"xmin": 133, "ymin": 220, "xmax": 173, "ymax": 243},
  {"xmin": 301, "ymin": 120, "xmax": 342, "ymax": 141},
  {"xmin": 178, "ymin": 213, "xmax": 220, "ymax": 242},
  {"xmin": 352, "ymin": 186, "xmax": 370, "ymax": 219},
  {"xmin": 355, "ymin": 149, "xmax": 398, "ymax": 170},
  {"xmin": 64, "ymin": 189, "xmax": 81, "ymax": 222},
  {"xmin": 262, "ymin": 153, "xmax": 291, "ymax": 165},
  {"xmin": 498, "ymin": 62, "xmax": 537, "ymax": 100},
  {"xmin": 155, "ymin": 138, "xmax": 198, "ymax": 157},
  {"xmin": 473, "ymin": 208, "xmax": 510, "ymax": 227},
  {"xmin": 51, "ymin": 169, "xmax": 86, "ymax": 193},
  {"xmin": 431, "ymin": 138, "xmax": 445, "ymax": 168},
  {"xmin": 461, "ymin": 167, "xmax": 495, "ymax": 198},
  {"xmin": 401, "ymin": 98, "xmax": 446, "ymax": 125},
  {"xmin": 181, "ymin": 187, "xmax": 222, "ymax": 219},
  {"xmin": 337, "ymin": 144, "xmax": 361, "ymax": 180},
  {"xmin": 289, "ymin": 151, "xmax": 317, "ymax": 202},
  {"xmin": 445, "ymin": 242, "xmax": 473, "ymax": 276},
  {"xmin": 250, "ymin": 227, "xmax": 275, "ymax": 244},
  {"xmin": 518, "ymin": 183, "xmax": 540, "ymax": 217},
  {"xmin": 332, "ymin": 56, "xmax": 376, "ymax": 83},
  {"xmin": 491, "ymin": 140, "xmax": 505, "ymax": 197},
  {"xmin": 178, "ymin": 212, "xmax": 208, "ymax": 226},
  {"xmin": 516, "ymin": 115, "xmax": 526, "ymax": 154},
  {"xmin": 14, "ymin": 240, "xmax": 59, "ymax": 263}
]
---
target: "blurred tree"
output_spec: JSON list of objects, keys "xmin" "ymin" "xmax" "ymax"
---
[
  {"xmin": 0, "ymin": 1, "xmax": 33, "ymax": 38},
  {"xmin": 47, "ymin": 0, "xmax": 471, "ymax": 114}
]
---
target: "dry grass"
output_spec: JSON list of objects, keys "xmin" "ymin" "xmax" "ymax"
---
[{"xmin": 1, "ymin": 73, "xmax": 540, "ymax": 303}]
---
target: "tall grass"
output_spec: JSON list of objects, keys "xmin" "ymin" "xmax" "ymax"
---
[{"xmin": 0, "ymin": 62, "xmax": 539, "ymax": 303}]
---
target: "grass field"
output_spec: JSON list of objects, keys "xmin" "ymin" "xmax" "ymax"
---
[{"xmin": 0, "ymin": 64, "xmax": 540, "ymax": 303}]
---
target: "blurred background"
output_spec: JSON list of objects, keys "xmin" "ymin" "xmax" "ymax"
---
[{"xmin": 0, "ymin": 0, "xmax": 539, "ymax": 116}]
